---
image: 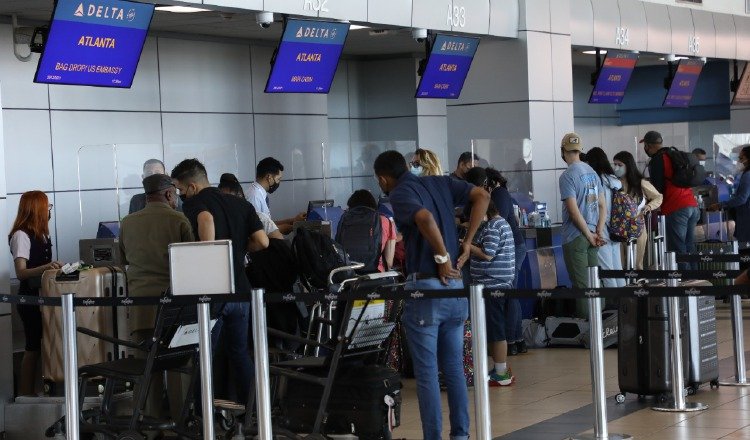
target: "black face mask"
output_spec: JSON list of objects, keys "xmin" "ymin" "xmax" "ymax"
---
[
  {"xmin": 179, "ymin": 194, "xmax": 187, "ymax": 203},
  {"xmin": 268, "ymin": 181, "xmax": 280, "ymax": 194}
]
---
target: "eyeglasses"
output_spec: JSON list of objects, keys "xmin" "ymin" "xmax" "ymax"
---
[
  {"xmin": 410, "ymin": 161, "xmax": 421, "ymax": 168},
  {"xmin": 48, "ymin": 204, "xmax": 54, "ymax": 211}
]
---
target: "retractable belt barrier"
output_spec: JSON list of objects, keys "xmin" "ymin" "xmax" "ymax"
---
[
  {"xmin": 25, "ymin": 272, "xmax": 750, "ymax": 440},
  {"xmin": 677, "ymin": 254, "xmax": 750, "ymax": 264},
  {"xmin": 5, "ymin": 283, "xmax": 750, "ymax": 309}
]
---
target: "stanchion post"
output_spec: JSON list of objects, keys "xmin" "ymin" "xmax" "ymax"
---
[
  {"xmin": 197, "ymin": 302, "xmax": 215, "ymax": 439},
  {"xmin": 252, "ymin": 289, "xmax": 273, "ymax": 440},
  {"xmin": 62, "ymin": 293, "xmax": 80, "ymax": 440},
  {"xmin": 570, "ymin": 268, "xmax": 631, "ymax": 440},
  {"xmin": 652, "ymin": 252, "xmax": 707, "ymax": 413},
  {"xmin": 470, "ymin": 284, "xmax": 491, "ymax": 440},
  {"xmin": 719, "ymin": 241, "xmax": 750, "ymax": 387}
]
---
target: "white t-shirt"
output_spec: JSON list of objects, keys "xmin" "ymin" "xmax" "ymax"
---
[
  {"xmin": 247, "ymin": 182, "xmax": 271, "ymax": 216},
  {"xmin": 256, "ymin": 211, "xmax": 279, "ymax": 235},
  {"xmin": 9, "ymin": 230, "xmax": 32, "ymax": 261}
]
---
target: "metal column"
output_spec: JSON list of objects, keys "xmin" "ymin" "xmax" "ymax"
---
[
  {"xmin": 469, "ymin": 284, "xmax": 491, "ymax": 440},
  {"xmin": 652, "ymin": 253, "xmax": 708, "ymax": 412},
  {"xmin": 62, "ymin": 293, "xmax": 80, "ymax": 440},
  {"xmin": 570, "ymin": 267, "xmax": 631, "ymax": 440},
  {"xmin": 252, "ymin": 289, "xmax": 273, "ymax": 440},
  {"xmin": 719, "ymin": 241, "xmax": 750, "ymax": 387},
  {"xmin": 197, "ymin": 302, "xmax": 216, "ymax": 439}
]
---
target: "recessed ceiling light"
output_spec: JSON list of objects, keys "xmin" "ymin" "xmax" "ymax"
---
[
  {"xmin": 350, "ymin": 25, "xmax": 370, "ymax": 30},
  {"xmin": 659, "ymin": 56, "xmax": 690, "ymax": 61},
  {"xmin": 155, "ymin": 6, "xmax": 211, "ymax": 13},
  {"xmin": 582, "ymin": 49, "xmax": 607, "ymax": 55}
]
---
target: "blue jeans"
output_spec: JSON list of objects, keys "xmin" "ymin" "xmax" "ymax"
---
[
  {"xmin": 211, "ymin": 302, "xmax": 253, "ymax": 405},
  {"xmin": 403, "ymin": 277, "xmax": 469, "ymax": 440},
  {"xmin": 598, "ymin": 240, "xmax": 625, "ymax": 288},
  {"xmin": 666, "ymin": 206, "xmax": 700, "ymax": 270}
]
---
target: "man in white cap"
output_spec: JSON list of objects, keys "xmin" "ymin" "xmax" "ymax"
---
[{"xmin": 558, "ymin": 132, "xmax": 606, "ymax": 318}]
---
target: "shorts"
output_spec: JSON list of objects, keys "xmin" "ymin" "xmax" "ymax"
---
[
  {"xmin": 18, "ymin": 304, "xmax": 42, "ymax": 352},
  {"xmin": 485, "ymin": 297, "xmax": 507, "ymax": 342}
]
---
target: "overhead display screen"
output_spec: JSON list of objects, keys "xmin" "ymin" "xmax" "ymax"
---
[
  {"xmin": 589, "ymin": 51, "xmax": 639, "ymax": 104},
  {"xmin": 265, "ymin": 19, "xmax": 350, "ymax": 94},
  {"xmin": 732, "ymin": 63, "xmax": 750, "ymax": 106},
  {"xmin": 663, "ymin": 59, "xmax": 705, "ymax": 108},
  {"xmin": 34, "ymin": 0, "xmax": 154, "ymax": 88},
  {"xmin": 416, "ymin": 34, "xmax": 479, "ymax": 99}
]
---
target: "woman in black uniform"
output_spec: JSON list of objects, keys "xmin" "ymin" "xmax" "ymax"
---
[{"xmin": 8, "ymin": 191, "xmax": 61, "ymax": 396}]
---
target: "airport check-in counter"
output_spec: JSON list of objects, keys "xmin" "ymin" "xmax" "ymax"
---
[{"xmin": 517, "ymin": 225, "xmax": 570, "ymax": 319}]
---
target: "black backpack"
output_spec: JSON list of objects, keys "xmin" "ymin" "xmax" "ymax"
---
[
  {"xmin": 666, "ymin": 147, "xmax": 706, "ymax": 188},
  {"xmin": 293, "ymin": 227, "xmax": 350, "ymax": 290},
  {"xmin": 335, "ymin": 207, "xmax": 383, "ymax": 274}
]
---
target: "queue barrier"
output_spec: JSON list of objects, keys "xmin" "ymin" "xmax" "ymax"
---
[{"xmin": 12, "ymin": 277, "xmax": 750, "ymax": 440}]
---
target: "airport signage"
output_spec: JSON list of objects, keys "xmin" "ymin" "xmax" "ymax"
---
[{"xmin": 34, "ymin": 0, "xmax": 154, "ymax": 87}]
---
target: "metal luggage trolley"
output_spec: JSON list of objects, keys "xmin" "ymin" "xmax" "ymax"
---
[{"xmin": 269, "ymin": 264, "xmax": 403, "ymax": 440}]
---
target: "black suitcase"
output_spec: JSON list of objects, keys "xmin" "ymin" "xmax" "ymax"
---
[
  {"xmin": 281, "ymin": 365, "xmax": 402, "ymax": 439},
  {"xmin": 684, "ymin": 293, "xmax": 720, "ymax": 393},
  {"xmin": 616, "ymin": 296, "xmax": 689, "ymax": 403}
]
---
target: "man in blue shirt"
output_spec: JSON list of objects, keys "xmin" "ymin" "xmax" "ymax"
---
[
  {"xmin": 558, "ymin": 133, "xmax": 606, "ymax": 318},
  {"xmin": 374, "ymin": 150, "xmax": 489, "ymax": 440}
]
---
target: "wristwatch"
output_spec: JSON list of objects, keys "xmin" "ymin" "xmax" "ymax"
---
[{"xmin": 434, "ymin": 253, "xmax": 450, "ymax": 264}]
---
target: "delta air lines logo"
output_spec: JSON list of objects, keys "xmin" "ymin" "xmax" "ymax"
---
[{"xmin": 73, "ymin": 2, "xmax": 134, "ymax": 21}]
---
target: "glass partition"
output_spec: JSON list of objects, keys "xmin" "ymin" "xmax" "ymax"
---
[
  {"xmin": 468, "ymin": 138, "xmax": 533, "ymax": 199},
  {"xmin": 713, "ymin": 134, "xmax": 750, "ymax": 180},
  {"xmin": 350, "ymin": 141, "xmax": 419, "ymax": 199}
]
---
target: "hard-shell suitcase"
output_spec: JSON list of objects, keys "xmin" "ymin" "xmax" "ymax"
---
[
  {"xmin": 40, "ymin": 267, "xmax": 127, "ymax": 390},
  {"xmin": 683, "ymin": 290, "xmax": 720, "ymax": 393},
  {"xmin": 616, "ymin": 280, "xmax": 717, "ymax": 402},
  {"xmin": 281, "ymin": 365, "xmax": 402, "ymax": 440}
]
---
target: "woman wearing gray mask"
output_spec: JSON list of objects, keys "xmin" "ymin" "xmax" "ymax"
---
[{"xmin": 612, "ymin": 151, "xmax": 663, "ymax": 269}]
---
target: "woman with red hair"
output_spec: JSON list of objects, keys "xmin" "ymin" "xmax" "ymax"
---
[{"xmin": 8, "ymin": 191, "xmax": 61, "ymax": 396}]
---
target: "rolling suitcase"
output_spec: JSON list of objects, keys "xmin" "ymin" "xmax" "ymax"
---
[
  {"xmin": 683, "ymin": 286, "xmax": 720, "ymax": 394},
  {"xmin": 695, "ymin": 241, "xmax": 735, "ymax": 286},
  {"xmin": 40, "ymin": 266, "xmax": 127, "ymax": 393}
]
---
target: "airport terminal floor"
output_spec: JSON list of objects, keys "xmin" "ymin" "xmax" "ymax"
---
[{"xmin": 395, "ymin": 301, "xmax": 750, "ymax": 440}]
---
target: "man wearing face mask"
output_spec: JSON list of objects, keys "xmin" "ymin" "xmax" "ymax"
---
[
  {"xmin": 118, "ymin": 174, "xmax": 194, "ymax": 421},
  {"xmin": 692, "ymin": 148, "xmax": 708, "ymax": 167},
  {"xmin": 246, "ymin": 157, "xmax": 305, "ymax": 235},
  {"xmin": 643, "ymin": 131, "xmax": 699, "ymax": 267},
  {"xmin": 171, "ymin": 158, "xmax": 269, "ymax": 406}
]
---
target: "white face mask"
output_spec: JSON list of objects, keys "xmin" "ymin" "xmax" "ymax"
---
[
  {"xmin": 699, "ymin": 160, "xmax": 706, "ymax": 167},
  {"xmin": 613, "ymin": 165, "xmax": 626, "ymax": 178},
  {"xmin": 410, "ymin": 165, "xmax": 423, "ymax": 176}
]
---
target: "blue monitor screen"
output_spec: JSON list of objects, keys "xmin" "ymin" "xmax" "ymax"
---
[
  {"xmin": 34, "ymin": 0, "xmax": 154, "ymax": 88},
  {"xmin": 265, "ymin": 19, "xmax": 350, "ymax": 94},
  {"xmin": 416, "ymin": 34, "xmax": 479, "ymax": 99},
  {"xmin": 589, "ymin": 51, "xmax": 639, "ymax": 104},
  {"xmin": 663, "ymin": 59, "xmax": 704, "ymax": 108}
]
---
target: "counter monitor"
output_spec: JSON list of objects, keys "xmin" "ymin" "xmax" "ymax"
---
[
  {"xmin": 34, "ymin": 0, "xmax": 154, "ymax": 88},
  {"xmin": 416, "ymin": 34, "xmax": 479, "ymax": 99},
  {"xmin": 663, "ymin": 59, "xmax": 704, "ymax": 108},
  {"xmin": 589, "ymin": 51, "xmax": 639, "ymax": 104},
  {"xmin": 265, "ymin": 18, "xmax": 350, "ymax": 94}
]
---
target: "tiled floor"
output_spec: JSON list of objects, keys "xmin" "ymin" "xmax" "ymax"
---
[{"xmin": 394, "ymin": 301, "xmax": 750, "ymax": 440}]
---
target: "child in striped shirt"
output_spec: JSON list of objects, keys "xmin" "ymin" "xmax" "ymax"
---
[{"xmin": 470, "ymin": 200, "xmax": 516, "ymax": 386}]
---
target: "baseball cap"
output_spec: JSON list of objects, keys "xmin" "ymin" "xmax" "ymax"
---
[
  {"xmin": 561, "ymin": 132, "xmax": 583, "ymax": 152},
  {"xmin": 639, "ymin": 131, "xmax": 663, "ymax": 144},
  {"xmin": 143, "ymin": 174, "xmax": 175, "ymax": 194}
]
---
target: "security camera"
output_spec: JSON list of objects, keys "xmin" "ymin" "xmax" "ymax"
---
[
  {"xmin": 412, "ymin": 28, "xmax": 428, "ymax": 43},
  {"xmin": 256, "ymin": 11, "xmax": 274, "ymax": 29}
]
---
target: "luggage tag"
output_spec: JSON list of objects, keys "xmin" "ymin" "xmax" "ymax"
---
[{"xmin": 384, "ymin": 394, "xmax": 396, "ymax": 432}]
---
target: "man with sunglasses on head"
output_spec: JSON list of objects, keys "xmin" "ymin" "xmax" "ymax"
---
[{"xmin": 246, "ymin": 157, "xmax": 306, "ymax": 235}]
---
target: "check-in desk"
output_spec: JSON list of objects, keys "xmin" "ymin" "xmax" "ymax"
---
[{"xmin": 516, "ymin": 225, "xmax": 570, "ymax": 318}]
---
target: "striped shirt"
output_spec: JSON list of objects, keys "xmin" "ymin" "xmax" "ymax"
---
[{"xmin": 470, "ymin": 217, "xmax": 516, "ymax": 289}]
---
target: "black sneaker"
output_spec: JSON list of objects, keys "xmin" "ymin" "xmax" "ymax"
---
[
  {"xmin": 507, "ymin": 343, "xmax": 518, "ymax": 356},
  {"xmin": 516, "ymin": 340, "xmax": 528, "ymax": 354}
]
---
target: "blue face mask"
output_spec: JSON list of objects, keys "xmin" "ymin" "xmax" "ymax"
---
[{"xmin": 410, "ymin": 165, "xmax": 423, "ymax": 176}]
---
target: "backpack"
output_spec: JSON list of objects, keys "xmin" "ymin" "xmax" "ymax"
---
[
  {"xmin": 293, "ymin": 227, "xmax": 350, "ymax": 290},
  {"xmin": 335, "ymin": 207, "xmax": 383, "ymax": 274},
  {"xmin": 666, "ymin": 147, "xmax": 706, "ymax": 188},
  {"xmin": 608, "ymin": 189, "xmax": 643, "ymax": 242}
]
